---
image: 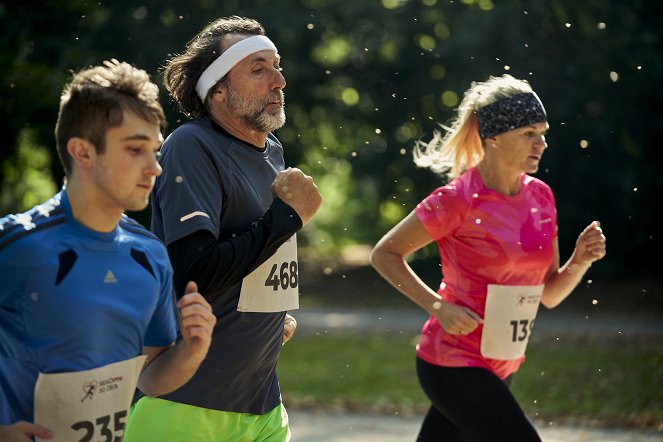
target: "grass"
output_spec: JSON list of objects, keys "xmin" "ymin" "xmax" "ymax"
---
[
  {"xmin": 513, "ymin": 334, "xmax": 663, "ymax": 428},
  {"xmin": 277, "ymin": 333, "xmax": 663, "ymax": 430}
]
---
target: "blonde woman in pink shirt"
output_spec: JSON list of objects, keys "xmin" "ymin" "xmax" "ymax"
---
[{"xmin": 371, "ymin": 74, "xmax": 606, "ymax": 442}]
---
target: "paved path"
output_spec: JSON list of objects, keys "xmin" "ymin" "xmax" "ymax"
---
[
  {"xmin": 294, "ymin": 306, "xmax": 663, "ymax": 338},
  {"xmin": 288, "ymin": 307, "xmax": 662, "ymax": 441},
  {"xmin": 288, "ymin": 410, "xmax": 663, "ymax": 442}
]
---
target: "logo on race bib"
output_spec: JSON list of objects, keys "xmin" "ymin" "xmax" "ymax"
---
[
  {"xmin": 81, "ymin": 381, "xmax": 97, "ymax": 402},
  {"xmin": 515, "ymin": 294, "xmax": 539, "ymax": 307},
  {"xmin": 79, "ymin": 375, "xmax": 126, "ymax": 403}
]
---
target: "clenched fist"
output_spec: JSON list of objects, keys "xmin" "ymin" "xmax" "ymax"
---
[
  {"xmin": 178, "ymin": 281, "xmax": 217, "ymax": 362},
  {"xmin": 272, "ymin": 167, "xmax": 322, "ymax": 226},
  {"xmin": 282, "ymin": 313, "xmax": 297, "ymax": 345}
]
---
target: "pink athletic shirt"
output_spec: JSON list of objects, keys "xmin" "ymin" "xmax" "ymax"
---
[{"xmin": 414, "ymin": 167, "xmax": 558, "ymax": 379}]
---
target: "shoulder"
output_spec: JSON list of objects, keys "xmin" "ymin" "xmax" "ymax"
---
[
  {"xmin": 119, "ymin": 215, "xmax": 163, "ymax": 245},
  {"xmin": 162, "ymin": 119, "xmax": 233, "ymax": 159},
  {"xmin": 0, "ymin": 194, "xmax": 67, "ymax": 253},
  {"xmin": 523, "ymin": 174, "xmax": 555, "ymax": 199},
  {"xmin": 166, "ymin": 119, "xmax": 209, "ymax": 139},
  {"xmin": 428, "ymin": 169, "xmax": 478, "ymax": 202},
  {"xmin": 165, "ymin": 119, "xmax": 231, "ymax": 145},
  {"xmin": 119, "ymin": 216, "xmax": 171, "ymax": 268}
]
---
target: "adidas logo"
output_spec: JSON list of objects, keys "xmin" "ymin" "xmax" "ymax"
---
[{"xmin": 104, "ymin": 270, "xmax": 117, "ymax": 284}]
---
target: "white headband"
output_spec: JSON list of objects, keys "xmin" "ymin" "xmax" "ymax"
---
[{"xmin": 195, "ymin": 35, "xmax": 278, "ymax": 101}]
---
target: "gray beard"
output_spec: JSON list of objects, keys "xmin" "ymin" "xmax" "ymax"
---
[{"xmin": 226, "ymin": 87, "xmax": 286, "ymax": 133}]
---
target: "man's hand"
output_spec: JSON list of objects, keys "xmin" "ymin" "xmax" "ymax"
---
[
  {"xmin": 272, "ymin": 167, "xmax": 322, "ymax": 226},
  {"xmin": 178, "ymin": 281, "xmax": 217, "ymax": 362},
  {"xmin": 283, "ymin": 313, "xmax": 297, "ymax": 345},
  {"xmin": 0, "ymin": 421, "xmax": 54, "ymax": 441}
]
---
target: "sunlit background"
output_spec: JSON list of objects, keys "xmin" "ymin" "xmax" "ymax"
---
[
  {"xmin": 2, "ymin": 0, "xmax": 661, "ymax": 273},
  {"xmin": 1, "ymin": 0, "xmax": 661, "ymax": 432}
]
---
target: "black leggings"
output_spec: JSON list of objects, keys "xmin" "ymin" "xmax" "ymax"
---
[{"xmin": 416, "ymin": 358, "xmax": 541, "ymax": 442}]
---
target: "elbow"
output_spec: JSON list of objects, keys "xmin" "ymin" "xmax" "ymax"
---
[
  {"xmin": 137, "ymin": 378, "xmax": 181, "ymax": 398},
  {"xmin": 369, "ymin": 248, "xmax": 377, "ymax": 268},
  {"xmin": 540, "ymin": 297, "xmax": 560, "ymax": 310},
  {"xmin": 370, "ymin": 244, "xmax": 404, "ymax": 276},
  {"xmin": 136, "ymin": 379, "xmax": 162, "ymax": 398},
  {"xmin": 369, "ymin": 246, "xmax": 384, "ymax": 271}
]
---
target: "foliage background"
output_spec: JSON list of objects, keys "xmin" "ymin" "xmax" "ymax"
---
[{"xmin": 1, "ymin": 0, "xmax": 661, "ymax": 278}]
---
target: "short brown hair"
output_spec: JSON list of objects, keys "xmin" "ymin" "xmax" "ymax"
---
[
  {"xmin": 162, "ymin": 16, "xmax": 265, "ymax": 118},
  {"xmin": 55, "ymin": 59, "xmax": 166, "ymax": 176}
]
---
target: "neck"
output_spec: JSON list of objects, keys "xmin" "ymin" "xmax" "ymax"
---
[
  {"xmin": 65, "ymin": 177, "xmax": 122, "ymax": 233},
  {"xmin": 209, "ymin": 110, "xmax": 268, "ymax": 148},
  {"xmin": 477, "ymin": 161, "xmax": 521, "ymax": 196}
]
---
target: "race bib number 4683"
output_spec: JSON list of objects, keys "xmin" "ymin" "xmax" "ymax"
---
[{"xmin": 238, "ymin": 235, "xmax": 299, "ymax": 313}]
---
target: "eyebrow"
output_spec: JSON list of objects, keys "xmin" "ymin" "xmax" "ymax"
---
[
  {"xmin": 251, "ymin": 54, "xmax": 281, "ymax": 64},
  {"xmin": 120, "ymin": 134, "xmax": 153, "ymax": 141}
]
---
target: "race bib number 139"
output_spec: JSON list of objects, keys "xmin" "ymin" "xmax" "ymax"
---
[{"xmin": 480, "ymin": 284, "xmax": 543, "ymax": 360}]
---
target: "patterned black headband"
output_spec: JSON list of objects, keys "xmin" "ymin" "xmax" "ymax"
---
[{"xmin": 476, "ymin": 92, "xmax": 547, "ymax": 139}]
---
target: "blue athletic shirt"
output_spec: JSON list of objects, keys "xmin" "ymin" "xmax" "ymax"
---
[
  {"xmin": 0, "ymin": 190, "xmax": 178, "ymax": 424},
  {"xmin": 150, "ymin": 117, "xmax": 292, "ymax": 414}
]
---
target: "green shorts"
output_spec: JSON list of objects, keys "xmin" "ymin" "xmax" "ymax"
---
[{"xmin": 124, "ymin": 396, "xmax": 291, "ymax": 442}]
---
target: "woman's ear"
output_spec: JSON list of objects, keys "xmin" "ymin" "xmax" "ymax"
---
[{"xmin": 485, "ymin": 136, "xmax": 498, "ymax": 148}]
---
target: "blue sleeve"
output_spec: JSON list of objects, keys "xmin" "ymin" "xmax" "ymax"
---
[{"xmin": 143, "ymin": 251, "xmax": 178, "ymax": 347}]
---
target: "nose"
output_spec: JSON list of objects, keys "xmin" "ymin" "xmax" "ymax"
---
[
  {"xmin": 146, "ymin": 154, "xmax": 162, "ymax": 178},
  {"xmin": 273, "ymin": 68, "xmax": 286, "ymax": 90},
  {"xmin": 535, "ymin": 133, "xmax": 547, "ymax": 150}
]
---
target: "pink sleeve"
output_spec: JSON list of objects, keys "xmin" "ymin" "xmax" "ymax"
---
[
  {"xmin": 534, "ymin": 178, "xmax": 559, "ymax": 240},
  {"xmin": 414, "ymin": 182, "xmax": 467, "ymax": 240}
]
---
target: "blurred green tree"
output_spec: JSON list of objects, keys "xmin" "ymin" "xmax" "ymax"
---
[{"xmin": 1, "ymin": 0, "xmax": 660, "ymax": 275}]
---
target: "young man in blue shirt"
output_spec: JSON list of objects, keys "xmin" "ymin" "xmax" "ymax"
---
[{"xmin": 0, "ymin": 59, "xmax": 216, "ymax": 441}]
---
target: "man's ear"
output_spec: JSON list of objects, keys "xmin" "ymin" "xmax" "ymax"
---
[
  {"xmin": 67, "ymin": 137, "xmax": 95, "ymax": 170},
  {"xmin": 211, "ymin": 86, "xmax": 225, "ymax": 103}
]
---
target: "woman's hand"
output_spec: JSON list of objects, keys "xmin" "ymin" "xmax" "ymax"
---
[
  {"xmin": 573, "ymin": 221, "xmax": 606, "ymax": 266},
  {"xmin": 434, "ymin": 301, "xmax": 483, "ymax": 335}
]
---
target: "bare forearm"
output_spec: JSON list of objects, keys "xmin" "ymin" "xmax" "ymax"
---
[
  {"xmin": 542, "ymin": 222, "xmax": 606, "ymax": 309},
  {"xmin": 371, "ymin": 249, "xmax": 441, "ymax": 315},
  {"xmin": 137, "ymin": 344, "xmax": 204, "ymax": 397},
  {"xmin": 371, "ymin": 246, "xmax": 483, "ymax": 334},
  {"xmin": 541, "ymin": 255, "xmax": 591, "ymax": 309}
]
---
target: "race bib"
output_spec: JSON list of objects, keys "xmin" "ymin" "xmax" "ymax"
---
[
  {"xmin": 238, "ymin": 235, "xmax": 299, "ymax": 313},
  {"xmin": 34, "ymin": 355, "xmax": 147, "ymax": 442},
  {"xmin": 480, "ymin": 284, "xmax": 543, "ymax": 360}
]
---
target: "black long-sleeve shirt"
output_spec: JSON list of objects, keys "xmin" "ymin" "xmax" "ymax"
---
[{"xmin": 166, "ymin": 197, "xmax": 302, "ymax": 300}]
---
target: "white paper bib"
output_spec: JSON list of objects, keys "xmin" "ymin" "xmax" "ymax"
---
[
  {"xmin": 238, "ymin": 235, "xmax": 299, "ymax": 313},
  {"xmin": 34, "ymin": 355, "xmax": 146, "ymax": 442},
  {"xmin": 480, "ymin": 284, "xmax": 543, "ymax": 360}
]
